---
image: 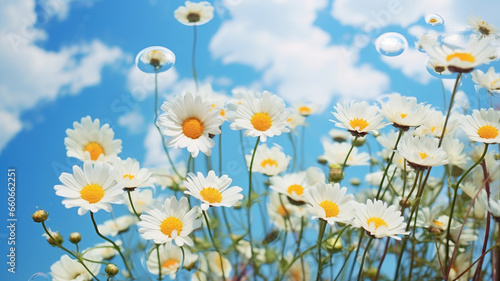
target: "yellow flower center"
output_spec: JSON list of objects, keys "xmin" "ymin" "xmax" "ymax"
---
[
  {"xmin": 162, "ymin": 258, "xmax": 179, "ymax": 269},
  {"xmin": 277, "ymin": 205, "xmax": 288, "ymax": 217},
  {"xmin": 433, "ymin": 220, "xmax": 444, "ymax": 227},
  {"xmin": 400, "ymin": 113, "xmax": 408, "ymax": 119},
  {"xmin": 319, "ymin": 200, "xmax": 340, "ymax": 218},
  {"xmin": 429, "ymin": 18, "xmax": 438, "ymax": 23},
  {"xmin": 298, "ymin": 106, "xmax": 311, "ymax": 115},
  {"xmin": 199, "ymin": 187, "xmax": 223, "ymax": 204},
  {"xmin": 419, "ymin": 152, "xmax": 429, "ymax": 160},
  {"xmin": 160, "ymin": 217, "xmax": 183, "ymax": 236},
  {"xmin": 477, "ymin": 125, "xmax": 499, "ymax": 139},
  {"xmin": 491, "ymin": 78, "xmax": 500, "ymax": 88},
  {"xmin": 287, "ymin": 184, "xmax": 304, "ymax": 196},
  {"xmin": 251, "ymin": 112, "xmax": 272, "ymax": 131},
  {"xmin": 84, "ymin": 142, "xmax": 104, "ymax": 161},
  {"xmin": 366, "ymin": 217, "xmax": 388, "ymax": 230},
  {"xmin": 446, "ymin": 52, "xmax": 475, "ymax": 63},
  {"xmin": 430, "ymin": 126, "xmax": 437, "ymax": 133},
  {"xmin": 182, "ymin": 118, "xmax": 205, "ymax": 139},
  {"xmin": 80, "ymin": 184, "xmax": 105, "ymax": 204},
  {"xmin": 349, "ymin": 118, "xmax": 369, "ymax": 131},
  {"xmin": 261, "ymin": 158, "xmax": 278, "ymax": 168},
  {"xmin": 123, "ymin": 174, "xmax": 135, "ymax": 180}
]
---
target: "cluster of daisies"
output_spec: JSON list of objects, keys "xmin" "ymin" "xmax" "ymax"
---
[{"xmin": 33, "ymin": 2, "xmax": 500, "ymax": 281}]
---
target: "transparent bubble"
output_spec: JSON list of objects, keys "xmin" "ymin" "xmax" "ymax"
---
[
  {"xmin": 29, "ymin": 273, "xmax": 50, "ymax": 281},
  {"xmin": 425, "ymin": 14, "xmax": 444, "ymax": 26},
  {"xmin": 135, "ymin": 46, "xmax": 175, "ymax": 74},
  {"xmin": 375, "ymin": 32, "xmax": 408, "ymax": 57}
]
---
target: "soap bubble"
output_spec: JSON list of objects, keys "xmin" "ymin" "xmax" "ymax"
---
[
  {"xmin": 375, "ymin": 32, "xmax": 408, "ymax": 57},
  {"xmin": 135, "ymin": 46, "xmax": 175, "ymax": 74},
  {"xmin": 425, "ymin": 14, "xmax": 444, "ymax": 26}
]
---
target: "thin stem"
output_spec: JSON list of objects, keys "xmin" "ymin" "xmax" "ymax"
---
[
  {"xmin": 192, "ymin": 25, "xmax": 199, "ymax": 91},
  {"xmin": 357, "ymin": 237, "xmax": 374, "ymax": 281},
  {"xmin": 374, "ymin": 237, "xmax": 391, "ymax": 280},
  {"xmin": 127, "ymin": 190, "xmax": 141, "ymax": 219},
  {"xmin": 453, "ymin": 243, "xmax": 500, "ymax": 281},
  {"xmin": 247, "ymin": 137, "xmax": 261, "ymax": 271},
  {"xmin": 203, "ymin": 210, "xmax": 226, "ymax": 281},
  {"xmin": 156, "ymin": 244, "xmax": 162, "ymax": 281},
  {"xmin": 341, "ymin": 136, "xmax": 358, "ymax": 174},
  {"xmin": 316, "ymin": 220, "xmax": 328, "ymax": 281},
  {"xmin": 334, "ymin": 251, "xmax": 352, "ymax": 281},
  {"xmin": 438, "ymin": 73, "xmax": 462, "ymax": 147},
  {"xmin": 219, "ymin": 129, "xmax": 223, "ymax": 175},
  {"xmin": 376, "ymin": 129, "xmax": 404, "ymax": 199},
  {"xmin": 349, "ymin": 231, "xmax": 364, "ymax": 280},
  {"xmin": 90, "ymin": 212, "xmax": 133, "ymax": 278},
  {"xmin": 288, "ymin": 133, "xmax": 297, "ymax": 172}
]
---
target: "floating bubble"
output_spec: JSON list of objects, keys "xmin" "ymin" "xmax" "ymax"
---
[
  {"xmin": 135, "ymin": 46, "xmax": 175, "ymax": 74},
  {"xmin": 29, "ymin": 273, "xmax": 50, "ymax": 281},
  {"xmin": 425, "ymin": 14, "xmax": 444, "ymax": 26},
  {"xmin": 375, "ymin": 32, "xmax": 408, "ymax": 57}
]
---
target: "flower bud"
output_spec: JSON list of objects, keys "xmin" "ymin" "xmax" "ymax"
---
[
  {"xmin": 329, "ymin": 165, "xmax": 344, "ymax": 183},
  {"xmin": 349, "ymin": 177, "xmax": 361, "ymax": 186},
  {"xmin": 69, "ymin": 232, "xmax": 82, "ymax": 244},
  {"xmin": 317, "ymin": 157, "xmax": 327, "ymax": 165},
  {"xmin": 32, "ymin": 210, "xmax": 48, "ymax": 223},
  {"xmin": 44, "ymin": 231, "xmax": 64, "ymax": 246},
  {"xmin": 105, "ymin": 264, "xmax": 119, "ymax": 276},
  {"xmin": 352, "ymin": 137, "xmax": 366, "ymax": 147},
  {"xmin": 325, "ymin": 237, "xmax": 343, "ymax": 254}
]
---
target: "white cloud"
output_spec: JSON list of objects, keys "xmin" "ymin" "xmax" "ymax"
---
[
  {"xmin": 0, "ymin": 0, "xmax": 124, "ymax": 154},
  {"xmin": 118, "ymin": 110, "xmax": 145, "ymax": 134},
  {"xmin": 143, "ymin": 125, "xmax": 181, "ymax": 167},
  {"xmin": 381, "ymin": 47, "xmax": 432, "ymax": 84},
  {"xmin": 126, "ymin": 66, "xmax": 179, "ymax": 101},
  {"xmin": 210, "ymin": 0, "xmax": 390, "ymax": 106}
]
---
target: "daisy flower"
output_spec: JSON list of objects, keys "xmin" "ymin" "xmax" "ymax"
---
[
  {"xmin": 50, "ymin": 254, "xmax": 101, "ymax": 281},
  {"xmin": 305, "ymin": 182, "xmax": 356, "ymax": 225},
  {"xmin": 139, "ymin": 48, "xmax": 175, "ymax": 72},
  {"xmin": 183, "ymin": 170, "xmax": 243, "ymax": 211},
  {"xmin": 378, "ymin": 93, "xmax": 431, "ymax": 129},
  {"xmin": 421, "ymin": 37, "xmax": 496, "ymax": 73},
  {"xmin": 471, "ymin": 67, "xmax": 500, "ymax": 94},
  {"xmin": 97, "ymin": 215, "xmax": 137, "ymax": 237},
  {"xmin": 112, "ymin": 157, "xmax": 155, "ymax": 190},
  {"xmin": 441, "ymin": 137, "xmax": 469, "ymax": 170},
  {"xmin": 447, "ymin": 253, "xmax": 476, "ymax": 281},
  {"xmin": 246, "ymin": 144, "xmax": 290, "ymax": 176},
  {"xmin": 329, "ymin": 128, "xmax": 351, "ymax": 142},
  {"xmin": 397, "ymin": 134, "xmax": 448, "ymax": 170},
  {"xmin": 138, "ymin": 196, "xmax": 202, "ymax": 246},
  {"xmin": 286, "ymin": 110, "xmax": 307, "ymax": 132},
  {"xmin": 54, "ymin": 161, "xmax": 125, "ymax": 215},
  {"xmin": 123, "ymin": 188, "xmax": 155, "ymax": 215},
  {"xmin": 294, "ymin": 102, "xmax": 320, "ymax": 117},
  {"xmin": 267, "ymin": 192, "xmax": 305, "ymax": 231},
  {"xmin": 468, "ymin": 16, "xmax": 499, "ymax": 36},
  {"xmin": 331, "ymin": 101, "xmax": 387, "ymax": 137},
  {"xmin": 85, "ymin": 240, "xmax": 122, "ymax": 260},
  {"xmin": 147, "ymin": 243, "xmax": 198, "ymax": 278},
  {"xmin": 352, "ymin": 199, "xmax": 409, "ymax": 240},
  {"xmin": 270, "ymin": 171, "xmax": 310, "ymax": 203},
  {"xmin": 413, "ymin": 110, "xmax": 459, "ymax": 138},
  {"xmin": 320, "ymin": 141, "xmax": 370, "ymax": 166},
  {"xmin": 286, "ymin": 256, "xmax": 311, "ymax": 281},
  {"xmin": 64, "ymin": 116, "xmax": 122, "ymax": 162},
  {"xmin": 461, "ymin": 108, "xmax": 500, "ymax": 143},
  {"xmin": 152, "ymin": 164, "xmax": 187, "ymax": 191},
  {"xmin": 226, "ymin": 90, "xmax": 290, "ymax": 142},
  {"xmin": 158, "ymin": 92, "xmax": 224, "ymax": 157},
  {"xmin": 236, "ymin": 240, "xmax": 266, "ymax": 262},
  {"xmin": 174, "ymin": 1, "xmax": 214, "ymax": 26},
  {"xmin": 206, "ymin": 251, "xmax": 232, "ymax": 278}
]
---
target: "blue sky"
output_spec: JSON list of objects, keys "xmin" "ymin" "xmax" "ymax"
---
[{"xmin": 1, "ymin": 0, "xmax": 500, "ymax": 280}]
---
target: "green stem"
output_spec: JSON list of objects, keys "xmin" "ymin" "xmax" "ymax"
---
[
  {"xmin": 247, "ymin": 137, "xmax": 261, "ymax": 271},
  {"xmin": 219, "ymin": 129, "xmax": 223, "ymax": 175},
  {"xmin": 192, "ymin": 25, "xmax": 199, "ymax": 91},
  {"xmin": 341, "ymin": 136, "xmax": 358, "ymax": 174},
  {"xmin": 357, "ymin": 237, "xmax": 374, "ymax": 281},
  {"xmin": 127, "ymin": 190, "xmax": 141, "ymax": 220},
  {"xmin": 90, "ymin": 212, "xmax": 133, "ymax": 279},
  {"xmin": 349, "ymin": 231, "xmax": 364, "ymax": 280},
  {"xmin": 288, "ymin": 133, "xmax": 297, "ymax": 172},
  {"xmin": 334, "ymin": 251, "xmax": 353, "ymax": 281},
  {"xmin": 203, "ymin": 210, "xmax": 226, "ymax": 281},
  {"xmin": 376, "ymin": 129, "xmax": 404, "ymax": 199},
  {"xmin": 156, "ymin": 244, "xmax": 162, "ymax": 281},
  {"xmin": 316, "ymin": 220, "xmax": 328, "ymax": 281},
  {"xmin": 438, "ymin": 73, "xmax": 462, "ymax": 147}
]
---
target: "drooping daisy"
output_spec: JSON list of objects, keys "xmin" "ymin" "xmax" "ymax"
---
[
  {"xmin": 270, "ymin": 171, "xmax": 310, "ymax": 203},
  {"xmin": 331, "ymin": 101, "xmax": 387, "ymax": 137},
  {"xmin": 378, "ymin": 93, "xmax": 431, "ymax": 130},
  {"xmin": 157, "ymin": 92, "xmax": 224, "ymax": 157},
  {"xmin": 138, "ymin": 196, "xmax": 202, "ymax": 246},
  {"xmin": 97, "ymin": 215, "xmax": 137, "ymax": 237},
  {"xmin": 461, "ymin": 108, "xmax": 500, "ymax": 144},
  {"xmin": 50, "ymin": 254, "xmax": 101, "ymax": 281},
  {"xmin": 174, "ymin": 1, "xmax": 214, "ymax": 26},
  {"xmin": 468, "ymin": 16, "xmax": 499, "ymax": 36},
  {"xmin": 421, "ymin": 37, "xmax": 496, "ymax": 73},
  {"xmin": 112, "ymin": 157, "xmax": 155, "ymax": 191},
  {"xmin": 246, "ymin": 144, "xmax": 290, "ymax": 176},
  {"xmin": 146, "ymin": 243, "xmax": 198, "ymax": 278},
  {"xmin": 397, "ymin": 134, "xmax": 448, "ymax": 170},
  {"xmin": 352, "ymin": 199, "xmax": 409, "ymax": 240},
  {"xmin": 183, "ymin": 170, "xmax": 243, "ymax": 211},
  {"xmin": 206, "ymin": 251, "xmax": 232, "ymax": 278},
  {"xmin": 64, "ymin": 116, "xmax": 122, "ymax": 162},
  {"xmin": 54, "ymin": 161, "xmax": 125, "ymax": 215},
  {"xmin": 471, "ymin": 67, "xmax": 500, "ymax": 94},
  {"xmin": 123, "ymin": 188, "xmax": 155, "ymax": 215},
  {"xmin": 226, "ymin": 90, "xmax": 290, "ymax": 142},
  {"xmin": 305, "ymin": 182, "xmax": 356, "ymax": 225},
  {"xmin": 320, "ymin": 141, "xmax": 370, "ymax": 166}
]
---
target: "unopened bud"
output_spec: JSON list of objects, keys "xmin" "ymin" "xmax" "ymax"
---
[
  {"xmin": 399, "ymin": 197, "xmax": 411, "ymax": 208},
  {"xmin": 32, "ymin": 210, "xmax": 48, "ymax": 223},
  {"xmin": 428, "ymin": 227, "xmax": 442, "ymax": 237},
  {"xmin": 325, "ymin": 237, "xmax": 343, "ymax": 254},
  {"xmin": 45, "ymin": 231, "xmax": 64, "ymax": 246},
  {"xmin": 69, "ymin": 232, "xmax": 81, "ymax": 244},
  {"xmin": 317, "ymin": 157, "xmax": 327, "ymax": 165},
  {"xmin": 352, "ymin": 137, "xmax": 366, "ymax": 147},
  {"xmin": 105, "ymin": 264, "xmax": 119, "ymax": 276},
  {"xmin": 329, "ymin": 166, "xmax": 344, "ymax": 183},
  {"xmin": 350, "ymin": 177, "xmax": 361, "ymax": 186}
]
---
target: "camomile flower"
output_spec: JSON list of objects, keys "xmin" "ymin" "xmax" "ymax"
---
[
  {"xmin": 331, "ymin": 101, "xmax": 387, "ymax": 137},
  {"xmin": 471, "ymin": 67, "xmax": 500, "ymax": 94},
  {"xmin": 123, "ymin": 188, "xmax": 155, "ymax": 214},
  {"xmin": 461, "ymin": 108, "xmax": 500, "ymax": 144},
  {"xmin": 421, "ymin": 37, "xmax": 496, "ymax": 73},
  {"xmin": 226, "ymin": 90, "xmax": 290, "ymax": 142},
  {"xmin": 294, "ymin": 102, "xmax": 320, "ymax": 117},
  {"xmin": 267, "ymin": 192, "xmax": 305, "ymax": 231},
  {"xmin": 468, "ymin": 16, "xmax": 499, "ymax": 36},
  {"xmin": 97, "ymin": 215, "xmax": 137, "ymax": 237},
  {"xmin": 270, "ymin": 171, "xmax": 310, "ymax": 203},
  {"xmin": 286, "ymin": 256, "xmax": 311, "ymax": 281},
  {"xmin": 152, "ymin": 164, "xmax": 187, "ymax": 191},
  {"xmin": 413, "ymin": 110, "xmax": 459, "ymax": 138},
  {"xmin": 206, "ymin": 251, "xmax": 232, "ymax": 278},
  {"xmin": 352, "ymin": 199, "xmax": 409, "ymax": 240},
  {"xmin": 85, "ymin": 240, "xmax": 122, "ymax": 260},
  {"xmin": 246, "ymin": 144, "xmax": 290, "ymax": 176},
  {"xmin": 329, "ymin": 128, "xmax": 351, "ymax": 142},
  {"xmin": 397, "ymin": 134, "xmax": 448, "ymax": 170},
  {"xmin": 447, "ymin": 253, "xmax": 476, "ymax": 281},
  {"xmin": 147, "ymin": 243, "xmax": 198, "ymax": 278},
  {"xmin": 138, "ymin": 196, "xmax": 202, "ymax": 246},
  {"xmin": 286, "ymin": 110, "xmax": 307, "ymax": 132},
  {"xmin": 236, "ymin": 240, "xmax": 266, "ymax": 262},
  {"xmin": 64, "ymin": 116, "xmax": 122, "ymax": 162},
  {"xmin": 158, "ymin": 92, "xmax": 224, "ymax": 157},
  {"xmin": 183, "ymin": 170, "xmax": 243, "ymax": 211},
  {"xmin": 320, "ymin": 141, "xmax": 370, "ymax": 166},
  {"xmin": 305, "ymin": 182, "xmax": 356, "ymax": 225},
  {"xmin": 174, "ymin": 1, "xmax": 214, "ymax": 26},
  {"xmin": 112, "ymin": 157, "xmax": 155, "ymax": 191},
  {"xmin": 50, "ymin": 254, "xmax": 101, "ymax": 281},
  {"xmin": 378, "ymin": 93, "xmax": 431, "ymax": 130},
  {"xmin": 54, "ymin": 161, "xmax": 125, "ymax": 215},
  {"xmin": 441, "ymin": 137, "xmax": 469, "ymax": 170}
]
